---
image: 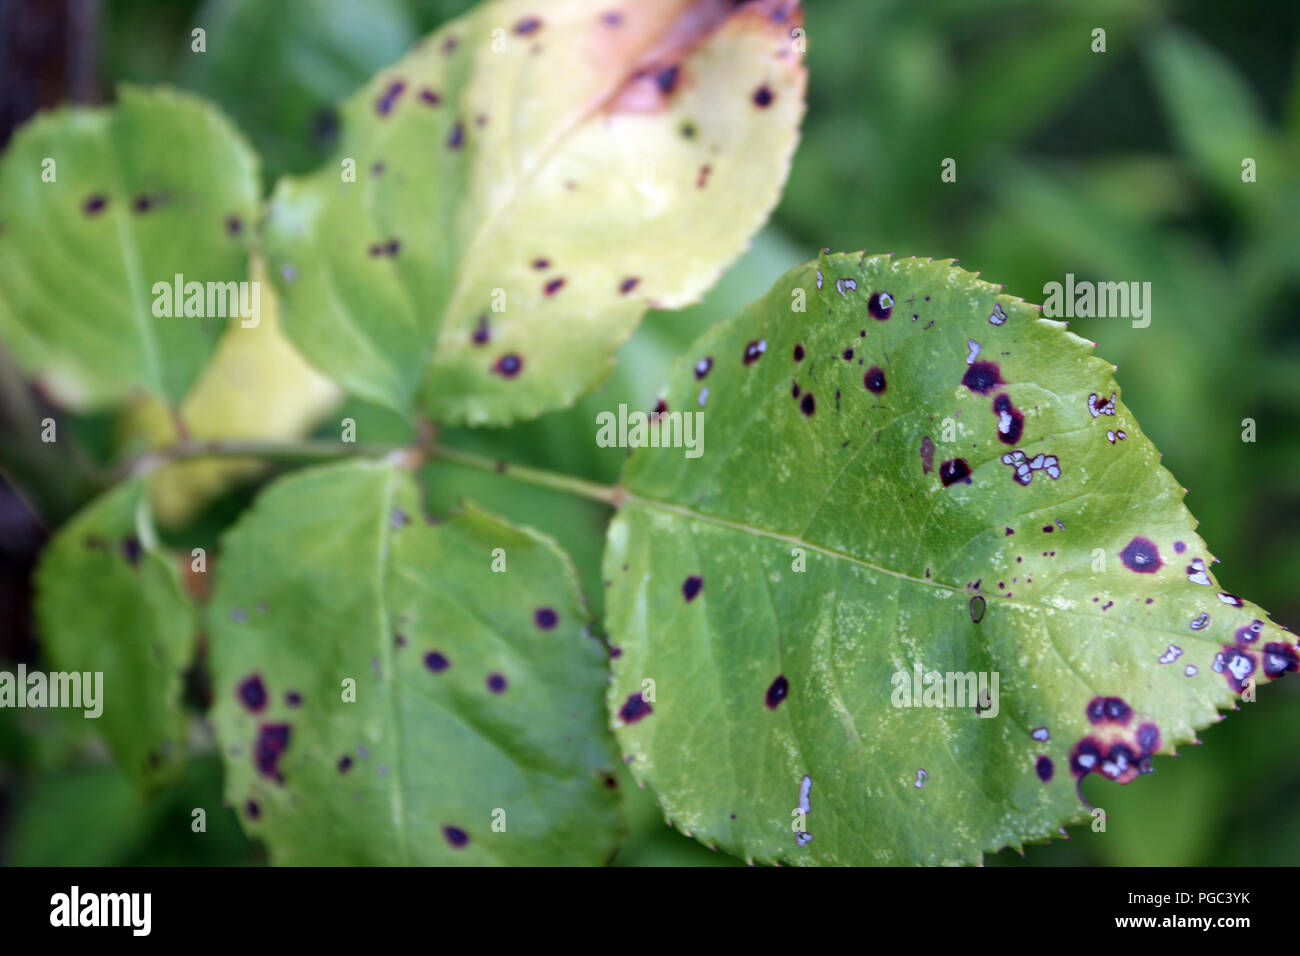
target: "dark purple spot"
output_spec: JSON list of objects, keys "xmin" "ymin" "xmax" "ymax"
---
[
  {"xmin": 743, "ymin": 340, "xmax": 767, "ymax": 364},
  {"xmin": 1263, "ymin": 642, "xmax": 1299, "ymax": 678},
  {"xmin": 1035, "ymin": 756, "xmax": 1054, "ymax": 782},
  {"xmin": 765, "ymin": 675, "xmax": 789, "ymax": 709},
  {"xmin": 1005, "ymin": 527, "xmax": 1015, "ymax": 535},
  {"xmin": 133, "ymin": 195, "xmax": 156, "ymax": 213},
  {"xmin": 1136, "ymin": 723, "xmax": 1160, "ymax": 754},
  {"xmin": 1070, "ymin": 737, "xmax": 1102, "ymax": 776},
  {"xmin": 494, "ymin": 353, "xmax": 522, "ymax": 377},
  {"xmin": 532, "ymin": 258, "xmax": 550, "ymax": 270},
  {"xmin": 1234, "ymin": 620, "xmax": 1263, "ymax": 644},
  {"xmin": 793, "ymin": 343, "xmax": 805, "ymax": 361},
  {"xmin": 682, "ymin": 575, "xmax": 703, "ymax": 602},
  {"xmin": 1218, "ymin": 646, "xmax": 1256, "ymax": 691},
  {"xmin": 939, "ymin": 458, "xmax": 972, "ymax": 486},
  {"xmin": 254, "ymin": 724, "xmax": 291, "ymax": 782},
  {"xmin": 969, "ymin": 596, "xmax": 986, "ymax": 623},
  {"xmin": 601, "ymin": 10, "xmax": 623, "ymax": 27},
  {"xmin": 285, "ymin": 692, "xmax": 302, "ymax": 707},
  {"xmin": 338, "ymin": 755, "xmax": 353, "ymax": 773},
  {"xmin": 791, "ymin": 382, "xmax": 801, "ymax": 399},
  {"xmin": 424, "ymin": 651, "xmax": 450, "ymax": 672},
  {"xmin": 225, "ymin": 215, "xmax": 243, "ymax": 236},
  {"xmin": 121, "ymin": 535, "xmax": 142, "ymax": 566},
  {"xmin": 1174, "ymin": 541, "xmax": 1186, "ymax": 554},
  {"xmin": 447, "ymin": 120, "xmax": 465, "ymax": 149},
  {"xmin": 867, "ymin": 291, "xmax": 893, "ymax": 320},
  {"xmin": 544, "ymin": 277, "xmax": 565, "ymax": 296},
  {"xmin": 619, "ymin": 276, "xmax": 640, "ymax": 294},
  {"xmin": 619, "ymin": 693, "xmax": 653, "ymax": 723},
  {"xmin": 376, "ymin": 80, "xmax": 406, "ymax": 115},
  {"xmin": 419, "ymin": 88, "xmax": 441, "ymax": 106},
  {"xmin": 694, "ymin": 357, "xmax": 713, "ymax": 380},
  {"xmin": 514, "ymin": 16, "xmax": 542, "ymax": 34},
  {"xmin": 1119, "ymin": 536, "xmax": 1162, "ymax": 574},
  {"xmin": 920, "ymin": 436, "xmax": 935, "ymax": 474},
  {"xmin": 752, "ymin": 85, "xmax": 774, "ymax": 107},
  {"xmin": 443, "ymin": 826, "xmax": 470, "ymax": 848},
  {"xmin": 655, "ymin": 65, "xmax": 680, "ymax": 95},
  {"xmin": 246, "ymin": 799, "xmax": 261, "ymax": 819},
  {"xmin": 961, "ymin": 361, "xmax": 1003, "ymax": 395},
  {"xmin": 1086, "ymin": 696, "xmax": 1132, "ymax": 725},
  {"xmin": 800, "ymin": 393, "xmax": 815, "ymax": 416},
  {"xmin": 238, "ymin": 675, "xmax": 267, "ymax": 712},
  {"xmin": 83, "ymin": 194, "xmax": 108, "ymax": 216},
  {"xmin": 471, "ymin": 314, "xmax": 491, "ymax": 345},
  {"xmin": 864, "ymin": 365, "xmax": 886, "ymax": 394},
  {"xmin": 992, "ymin": 393, "xmax": 1024, "ymax": 444},
  {"xmin": 487, "ymin": 673, "xmax": 508, "ymax": 694},
  {"xmin": 535, "ymin": 607, "xmax": 558, "ymax": 630}
]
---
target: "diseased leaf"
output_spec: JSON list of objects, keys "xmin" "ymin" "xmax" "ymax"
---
[
  {"xmin": 262, "ymin": 0, "xmax": 806, "ymax": 424},
  {"xmin": 0, "ymin": 85, "xmax": 261, "ymax": 409},
  {"xmin": 34, "ymin": 478, "xmax": 199, "ymax": 791},
  {"xmin": 208, "ymin": 460, "xmax": 622, "ymax": 865},
  {"xmin": 604, "ymin": 253, "xmax": 1298, "ymax": 865}
]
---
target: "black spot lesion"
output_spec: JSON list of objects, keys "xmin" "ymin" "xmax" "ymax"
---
[
  {"xmin": 961, "ymin": 361, "xmax": 1003, "ymax": 395},
  {"xmin": 254, "ymin": 723, "xmax": 291, "ymax": 783},
  {"xmin": 939, "ymin": 458, "xmax": 971, "ymax": 486},
  {"xmin": 765, "ymin": 675, "xmax": 789, "ymax": 709},
  {"xmin": 375, "ymin": 80, "xmax": 406, "ymax": 116},
  {"xmin": 618, "ymin": 692, "xmax": 653, "ymax": 723},
  {"xmin": 1119, "ymin": 536, "xmax": 1162, "ymax": 574},
  {"xmin": 493, "ymin": 354, "xmax": 522, "ymax": 378}
]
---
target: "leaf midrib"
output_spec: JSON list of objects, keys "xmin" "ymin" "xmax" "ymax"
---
[{"xmin": 621, "ymin": 489, "xmax": 1234, "ymax": 649}]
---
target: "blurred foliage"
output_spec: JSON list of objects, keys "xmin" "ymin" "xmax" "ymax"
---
[{"xmin": 2, "ymin": 0, "xmax": 1298, "ymax": 867}]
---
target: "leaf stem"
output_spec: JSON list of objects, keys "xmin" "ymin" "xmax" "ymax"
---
[{"xmin": 136, "ymin": 437, "xmax": 624, "ymax": 507}]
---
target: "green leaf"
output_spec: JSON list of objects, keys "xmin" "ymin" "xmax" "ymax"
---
[
  {"xmin": 208, "ymin": 460, "xmax": 622, "ymax": 864},
  {"xmin": 34, "ymin": 478, "xmax": 199, "ymax": 791},
  {"xmin": 604, "ymin": 253, "xmax": 1297, "ymax": 865},
  {"xmin": 262, "ymin": 0, "xmax": 806, "ymax": 424},
  {"xmin": 0, "ymin": 85, "xmax": 261, "ymax": 410}
]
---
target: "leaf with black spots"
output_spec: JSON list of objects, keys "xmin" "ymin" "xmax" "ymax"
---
[
  {"xmin": 0, "ymin": 86, "xmax": 260, "ymax": 409},
  {"xmin": 34, "ymin": 479, "xmax": 199, "ymax": 791},
  {"xmin": 262, "ymin": 0, "xmax": 806, "ymax": 424},
  {"xmin": 208, "ymin": 460, "xmax": 622, "ymax": 864},
  {"xmin": 603, "ymin": 253, "xmax": 1296, "ymax": 865}
]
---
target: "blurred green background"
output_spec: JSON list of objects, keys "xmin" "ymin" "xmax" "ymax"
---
[{"xmin": 1, "ymin": 0, "xmax": 1297, "ymax": 866}]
